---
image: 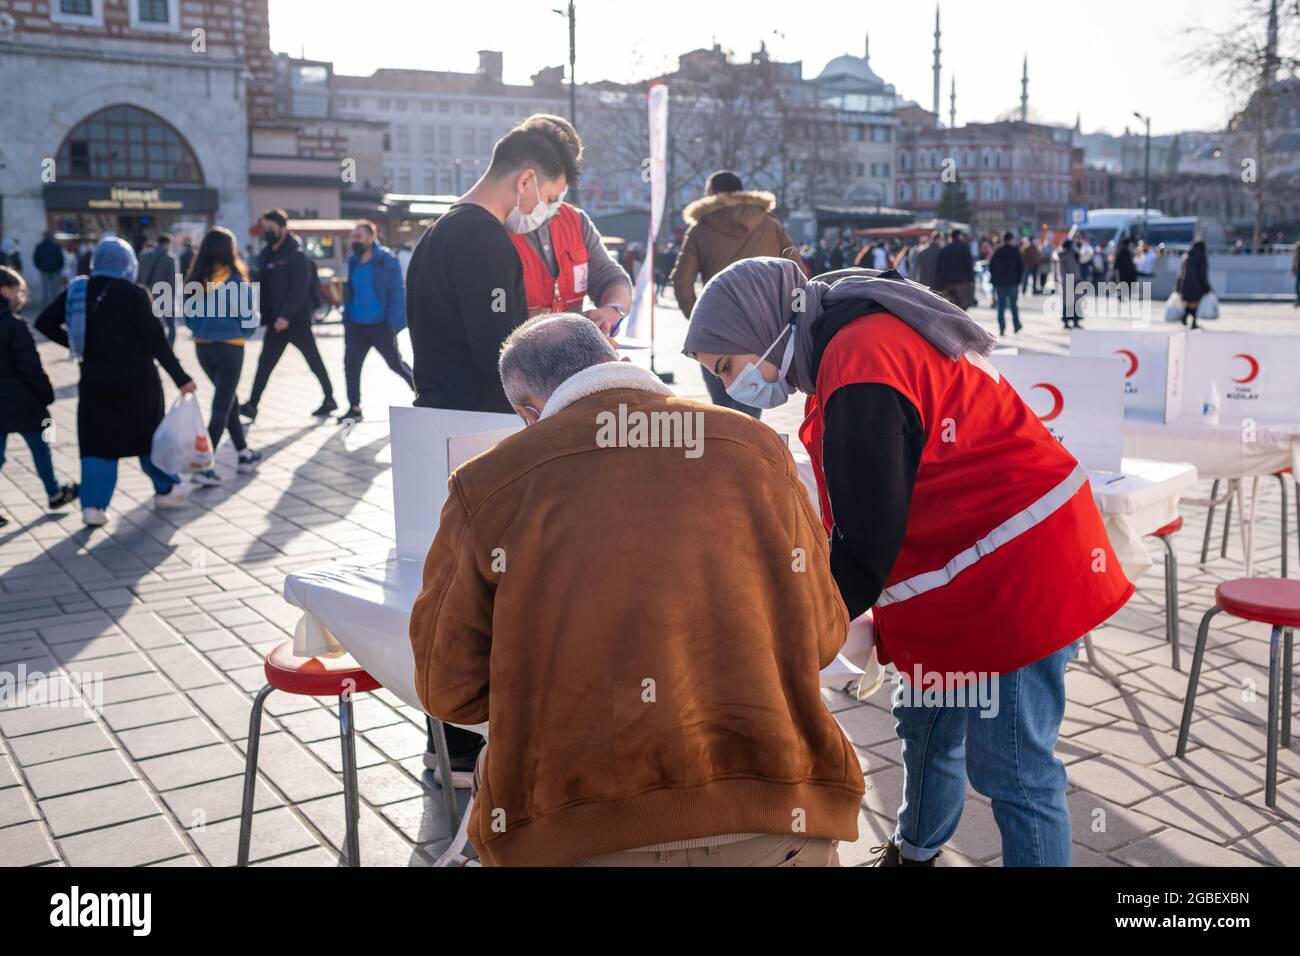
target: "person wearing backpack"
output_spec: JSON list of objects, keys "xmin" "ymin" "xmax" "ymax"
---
[
  {"xmin": 183, "ymin": 227, "xmax": 264, "ymax": 488},
  {"xmin": 35, "ymin": 238, "xmax": 197, "ymax": 527},
  {"xmin": 0, "ymin": 266, "xmax": 79, "ymax": 527}
]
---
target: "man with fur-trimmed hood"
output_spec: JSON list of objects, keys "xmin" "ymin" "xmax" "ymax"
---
[{"xmin": 670, "ymin": 170, "xmax": 804, "ymax": 416}]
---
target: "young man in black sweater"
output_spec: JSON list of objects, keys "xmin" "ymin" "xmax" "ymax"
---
[{"xmin": 404, "ymin": 114, "xmax": 583, "ymax": 785}]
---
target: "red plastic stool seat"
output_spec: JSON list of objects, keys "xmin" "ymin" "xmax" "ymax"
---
[
  {"xmin": 1150, "ymin": 516, "xmax": 1184, "ymax": 537},
  {"xmin": 1215, "ymin": 579, "xmax": 1300, "ymax": 628},
  {"xmin": 264, "ymin": 640, "xmax": 381, "ymax": 697}
]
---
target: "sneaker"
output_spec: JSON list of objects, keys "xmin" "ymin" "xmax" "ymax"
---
[
  {"xmin": 191, "ymin": 469, "xmax": 222, "ymax": 487},
  {"xmin": 236, "ymin": 449, "xmax": 262, "ymax": 474},
  {"xmin": 48, "ymin": 483, "xmax": 80, "ymax": 509},
  {"xmin": 238, "ymin": 401, "xmax": 258, "ymax": 421},
  {"xmin": 422, "ymin": 749, "xmax": 476, "ymax": 789},
  {"xmin": 337, "ymin": 406, "xmax": 363, "ymax": 424},
  {"xmin": 312, "ymin": 397, "xmax": 339, "ymax": 417},
  {"xmin": 82, "ymin": 507, "xmax": 108, "ymax": 527},
  {"xmin": 153, "ymin": 484, "xmax": 191, "ymax": 509}
]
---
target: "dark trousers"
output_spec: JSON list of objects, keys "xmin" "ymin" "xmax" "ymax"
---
[
  {"xmin": 0, "ymin": 431, "xmax": 60, "ymax": 498},
  {"xmin": 343, "ymin": 321, "xmax": 413, "ymax": 408},
  {"xmin": 195, "ymin": 342, "xmax": 247, "ymax": 453},
  {"xmin": 700, "ymin": 365, "xmax": 761, "ymax": 419},
  {"xmin": 995, "ymin": 286, "xmax": 1022, "ymax": 334},
  {"xmin": 247, "ymin": 321, "xmax": 333, "ymax": 408}
]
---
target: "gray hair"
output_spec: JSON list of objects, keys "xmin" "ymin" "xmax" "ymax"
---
[{"xmin": 498, "ymin": 313, "xmax": 617, "ymax": 408}]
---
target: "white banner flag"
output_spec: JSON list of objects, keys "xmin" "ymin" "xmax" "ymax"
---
[{"xmin": 618, "ymin": 81, "xmax": 668, "ymax": 346}]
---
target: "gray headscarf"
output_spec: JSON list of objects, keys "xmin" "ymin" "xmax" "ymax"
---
[{"xmin": 682, "ymin": 257, "xmax": 997, "ymax": 395}]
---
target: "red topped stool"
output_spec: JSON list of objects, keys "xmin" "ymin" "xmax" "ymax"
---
[
  {"xmin": 1176, "ymin": 579, "xmax": 1298, "ymax": 807},
  {"xmin": 237, "ymin": 640, "xmax": 381, "ymax": 866},
  {"xmin": 1149, "ymin": 516, "xmax": 1184, "ymax": 670}
]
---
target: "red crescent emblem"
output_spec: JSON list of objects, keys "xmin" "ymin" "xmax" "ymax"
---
[
  {"xmin": 1231, "ymin": 353, "xmax": 1259, "ymax": 384},
  {"xmin": 1115, "ymin": 349, "xmax": 1139, "ymax": 378},
  {"xmin": 1031, "ymin": 383, "xmax": 1065, "ymax": 421}
]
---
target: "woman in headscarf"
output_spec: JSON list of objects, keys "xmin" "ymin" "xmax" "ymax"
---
[
  {"xmin": 1175, "ymin": 239, "xmax": 1212, "ymax": 330},
  {"xmin": 36, "ymin": 237, "xmax": 196, "ymax": 527},
  {"xmin": 683, "ymin": 258, "xmax": 1133, "ymax": 867}
]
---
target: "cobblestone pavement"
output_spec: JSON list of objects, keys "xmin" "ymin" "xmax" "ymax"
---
[{"xmin": 1, "ymin": 291, "xmax": 1297, "ymax": 867}]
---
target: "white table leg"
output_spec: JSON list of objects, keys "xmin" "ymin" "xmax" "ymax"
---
[{"xmin": 1238, "ymin": 477, "xmax": 1261, "ymax": 577}]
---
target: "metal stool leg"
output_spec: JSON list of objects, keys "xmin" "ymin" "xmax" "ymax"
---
[
  {"xmin": 1159, "ymin": 533, "xmax": 1181, "ymax": 671},
  {"xmin": 1177, "ymin": 607, "xmax": 1223, "ymax": 758},
  {"xmin": 237, "ymin": 684, "xmax": 274, "ymax": 866},
  {"xmin": 1200, "ymin": 479, "xmax": 1220, "ymax": 565},
  {"xmin": 1219, "ymin": 481, "xmax": 1234, "ymax": 559},
  {"xmin": 1279, "ymin": 475, "xmax": 1289, "ymax": 579},
  {"xmin": 1266, "ymin": 625, "xmax": 1282, "ymax": 808},
  {"xmin": 1283, "ymin": 628, "xmax": 1294, "ymax": 749},
  {"xmin": 1081, "ymin": 630, "xmax": 1121, "ymax": 687},
  {"xmin": 338, "ymin": 691, "xmax": 361, "ymax": 867},
  {"xmin": 428, "ymin": 717, "xmax": 461, "ymax": 831}
]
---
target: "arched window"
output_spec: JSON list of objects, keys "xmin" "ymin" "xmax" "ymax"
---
[{"xmin": 57, "ymin": 105, "xmax": 203, "ymax": 184}]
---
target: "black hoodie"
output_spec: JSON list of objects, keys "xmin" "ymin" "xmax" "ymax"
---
[{"xmin": 256, "ymin": 232, "xmax": 314, "ymax": 326}]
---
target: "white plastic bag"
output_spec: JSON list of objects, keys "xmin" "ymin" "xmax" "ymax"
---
[
  {"xmin": 151, "ymin": 393, "xmax": 213, "ymax": 475},
  {"xmin": 1197, "ymin": 291, "xmax": 1220, "ymax": 320},
  {"xmin": 1163, "ymin": 291, "xmax": 1185, "ymax": 322}
]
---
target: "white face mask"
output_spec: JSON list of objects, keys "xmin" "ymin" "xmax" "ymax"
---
[
  {"xmin": 725, "ymin": 323, "xmax": 797, "ymax": 409},
  {"xmin": 505, "ymin": 176, "xmax": 564, "ymax": 234}
]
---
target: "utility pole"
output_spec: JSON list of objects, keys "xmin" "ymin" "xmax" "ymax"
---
[{"xmin": 1132, "ymin": 111, "xmax": 1151, "ymax": 233}]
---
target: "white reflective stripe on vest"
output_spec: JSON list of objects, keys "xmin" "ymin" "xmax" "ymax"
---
[{"xmin": 874, "ymin": 464, "xmax": 1090, "ymax": 608}]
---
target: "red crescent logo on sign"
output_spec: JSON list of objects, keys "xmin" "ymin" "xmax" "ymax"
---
[
  {"xmin": 1231, "ymin": 353, "xmax": 1260, "ymax": 384},
  {"xmin": 1115, "ymin": 349, "xmax": 1139, "ymax": 378},
  {"xmin": 1031, "ymin": 383, "xmax": 1065, "ymax": 421}
]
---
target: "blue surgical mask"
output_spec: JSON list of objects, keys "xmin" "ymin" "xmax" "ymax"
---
[{"xmin": 725, "ymin": 322, "xmax": 796, "ymax": 409}]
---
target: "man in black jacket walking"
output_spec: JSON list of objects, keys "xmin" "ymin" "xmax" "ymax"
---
[
  {"xmin": 240, "ymin": 209, "xmax": 336, "ymax": 420},
  {"xmin": 988, "ymin": 232, "xmax": 1025, "ymax": 334},
  {"xmin": 936, "ymin": 228, "xmax": 975, "ymax": 309}
]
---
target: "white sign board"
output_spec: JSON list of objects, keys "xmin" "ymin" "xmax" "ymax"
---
[
  {"xmin": 389, "ymin": 406, "xmax": 523, "ymax": 561},
  {"xmin": 990, "ymin": 353, "xmax": 1125, "ymax": 472},
  {"xmin": 1069, "ymin": 329, "xmax": 1186, "ymax": 423},
  {"xmin": 1184, "ymin": 333, "xmax": 1300, "ymax": 423}
]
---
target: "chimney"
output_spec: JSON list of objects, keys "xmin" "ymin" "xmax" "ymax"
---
[{"xmin": 478, "ymin": 50, "xmax": 503, "ymax": 82}]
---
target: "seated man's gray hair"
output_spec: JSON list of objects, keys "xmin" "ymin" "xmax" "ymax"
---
[{"xmin": 498, "ymin": 313, "xmax": 618, "ymax": 409}]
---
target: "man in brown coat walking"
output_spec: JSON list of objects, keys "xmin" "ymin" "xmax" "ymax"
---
[{"xmin": 670, "ymin": 170, "xmax": 803, "ymax": 417}]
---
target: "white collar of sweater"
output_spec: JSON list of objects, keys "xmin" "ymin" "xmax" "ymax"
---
[{"xmin": 540, "ymin": 361, "xmax": 675, "ymax": 420}]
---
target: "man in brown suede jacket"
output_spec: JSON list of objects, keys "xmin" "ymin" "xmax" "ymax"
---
[
  {"xmin": 408, "ymin": 314, "xmax": 863, "ymax": 867},
  {"xmin": 670, "ymin": 170, "xmax": 804, "ymax": 418}
]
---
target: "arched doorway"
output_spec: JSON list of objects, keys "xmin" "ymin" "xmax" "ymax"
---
[{"xmin": 44, "ymin": 104, "xmax": 218, "ymax": 250}]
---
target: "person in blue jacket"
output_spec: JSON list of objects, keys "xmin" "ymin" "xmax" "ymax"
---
[{"xmin": 339, "ymin": 221, "xmax": 413, "ymax": 424}]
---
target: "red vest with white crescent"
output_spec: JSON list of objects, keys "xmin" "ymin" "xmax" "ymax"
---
[
  {"xmin": 509, "ymin": 203, "xmax": 589, "ymax": 315},
  {"xmin": 799, "ymin": 312, "xmax": 1134, "ymax": 682}
]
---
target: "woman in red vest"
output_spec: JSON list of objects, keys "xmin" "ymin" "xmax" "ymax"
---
[{"xmin": 683, "ymin": 259, "xmax": 1134, "ymax": 867}]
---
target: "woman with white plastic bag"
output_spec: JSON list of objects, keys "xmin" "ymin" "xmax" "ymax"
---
[{"xmin": 36, "ymin": 237, "xmax": 197, "ymax": 527}]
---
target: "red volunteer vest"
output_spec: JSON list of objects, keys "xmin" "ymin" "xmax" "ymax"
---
[
  {"xmin": 799, "ymin": 312, "xmax": 1134, "ymax": 683},
  {"xmin": 509, "ymin": 203, "xmax": 589, "ymax": 316}
]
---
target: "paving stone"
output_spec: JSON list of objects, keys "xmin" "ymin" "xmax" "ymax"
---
[
  {"xmin": 296, "ymin": 795, "xmax": 431, "ymax": 867},
  {"xmin": 39, "ymin": 780, "xmax": 162, "ymax": 837},
  {"xmin": 7, "ymin": 721, "xmax": 115, "ymax": 767},
  {"xmin": 1068, "ymin": 754, "xmax": 1182, "ymax": 807},
  {"xmin": 190, "ymin": 806, "xmax": 320, "ymax": 866},
  {"xmin": 100, "ymin": 694, "xmax": 200, "ymax": 733},
  {"xmin": 1113, "ymin": 827, "xmax": 1265, "ymax": 867},
  {"xmin": 23, "ymin": 749, "xmax": 136, "ymax": 799},
  {"xmin": 117, "ymin": 716, "xmax": 222, "ymax": 760},
  {"xmin": 361, "ymin": 721, "xmax": 427, "ymax": 761},
  {"xmin": 60, "ymin": 814, "xmax": 190, "ymax": 867},
  {"xmin": 0, "ymin": 821, "xmax": 59, "ymax": 866},
  {"xmin": 137, "ymin": 742, "xmax": 247, "ymax": 792},
  {"xmin": 0, "ymin": 784, "xmax": 36, "ymax": 828},
  {"xmin": 1068, "ymin": 789, "xmax": 1166, "ymax": 853},
  {"xmin": 146, "ymin": 644, "xmax": 223, "ymax": 690},
  {"xmin": 1131, "ymin": 783, "xmax": 1277, "ymax": 843},
  {"xmin": 161, "ymin": 775, "xmax": 282, "ymax": 830},
  {"xmin": 236, "ymin": 731, "xmax": 342, "ymax": 803}
]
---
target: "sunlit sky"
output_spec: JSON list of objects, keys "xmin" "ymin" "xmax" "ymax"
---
[{"xmin": 270, "ymin": 0, "xmax": 1252, "ymax": 136}]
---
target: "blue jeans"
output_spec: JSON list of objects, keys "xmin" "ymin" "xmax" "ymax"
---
[
  {"xmin": 995, "ymin": 286, "xmax": 1022, "ymax": 333},
  {"xmin": 80, "ymin": 456, "xmax": 177, "ymax": 510},
  {"xmin": 892, "ymin": 640, "xmax": 1078, "ymax": 866},
  {"xmin": 0, "ymin": 431, "xmax": 60, "ymax": 498}
]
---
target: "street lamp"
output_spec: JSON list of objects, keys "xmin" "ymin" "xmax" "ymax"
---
[
  {"xmin": 1132, "ymin": 111, "xmax": 1151, "ymax": 235},
  {"xmin": 553, "ymin": 2, "xmax": 579, "ymax": 206}
]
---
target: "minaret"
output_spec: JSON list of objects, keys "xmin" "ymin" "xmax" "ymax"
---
[
  {"xmin": 932, "ymin": 6, "xmax": 942, "ymax": 119},
  {"xmin": 1265, "ymin": 0, "xmax": 1279, "ymax": 86},
  {"xmin": 949, "ymin": 75, "xmax": 956, "ymax": 129},
  {"xmin": 864, "ymin": 31, "xmax": 869, "ymax": 62},
  {"xmin": 1019, "ymin": 54, "xmax": 1028, "ymax": 123}
]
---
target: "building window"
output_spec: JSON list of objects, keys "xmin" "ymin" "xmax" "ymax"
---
[
  {"xmin": 438, "ymin": 127, "xmax": 450, "ymax": 154},
  {"xmin": 421, "ymin": 126, "xmax": 436, "ymax": 152},
  {"xmin": 463, "ymin": 103, "xmax": 475, "ymax": 114},
  {"xmin": 478, "ymin": 103, "xmax": 490, "ymax": 114},
  {"xmin": 421, "ymin": 101, "xmax": 434, "ymax": 113},
  {"xmin": 870, "ymin": 126, "xmax": 891, "ymax": 143},
  {"xmin": 870, "ymin": 162, "xmax": 890, "ymax": 177},
  {"xmin": 424, "ymin": 165, "xmax": 437, "ymax": 193},
  {"xmin": 378, "ymin": 99, "xmax": 391, "ymax": 111},
  {"xmin": 397, "ymin": 168, "xmax": 411, "ymax": 192},
  {"xmin": 129, "ymin": 0, "xmax": 179, "ymax": 31},
  {"xmin": 462, "ymin": 128, "xmax": 476, "ymax": 153},
  {"xmin": 52, "ymin": 0, "xmax": 103, "ymax": 25},
  {"xmin": 56, "ymin": 104, "xmax": 202, "ymax": 183},
  {"xmin": 396, "ymin": 99, "xmax": 408, "ymax": 112},
  {"xmin": 438, "ymin": 101, "xmax": 450, "ymax": 113},
  {"xmin": 477, "ymin": 128, "xmax": 492, "ymax": 153},
  {"xmin": 440, "ymin": 170, "xmax": 454, "ymax": 193},
  {"xmin": 395, "ymin": 127, "xmax": 410, "ymax": 153}
]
